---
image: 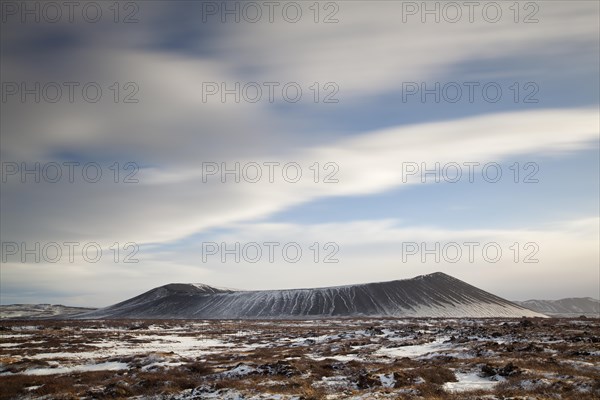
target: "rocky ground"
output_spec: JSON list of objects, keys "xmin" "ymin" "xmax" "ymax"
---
[{"xmin": 1, "ymin": 318, "xmax": 599, "ymax": 399}]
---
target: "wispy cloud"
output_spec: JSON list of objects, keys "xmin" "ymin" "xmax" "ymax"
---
[{"xmin": 1, "ymin": 1, "xmax": 598, "ymax": 304}]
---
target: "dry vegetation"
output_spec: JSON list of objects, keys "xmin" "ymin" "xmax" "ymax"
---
[{"xmin": 0, "ymin": 317, "xmax": 599, "ymax": 399}]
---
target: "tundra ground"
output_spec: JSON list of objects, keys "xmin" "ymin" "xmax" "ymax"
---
[{"xmin": 1, "ymin": 318, "xmax": 599, "ymax": 399}]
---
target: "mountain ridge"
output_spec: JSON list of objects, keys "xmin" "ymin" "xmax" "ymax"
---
[
  {"xmin": 76, "ymin": 272, "xmax": 547, "ymax": 319},
  {"xmin": 0, "ymin": 304, "xmax": 97, "ymax": 320},
  {"xmin": 514, "ymin": 297, "xmax": 599, "ymax": 317}
]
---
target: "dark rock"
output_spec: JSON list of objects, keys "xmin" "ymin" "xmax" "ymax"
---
[{"xmin": 356, "ymin": 370, "xmax": 380, "ymax": 389}]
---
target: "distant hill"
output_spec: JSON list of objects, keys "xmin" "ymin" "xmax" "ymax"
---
[
  {"xmin": 515, "ymin": 298, "xmax": 600, "ymax": 318},
  {"xmin": 0, "ymin": 304, "xmax": 97, "ymax": 319},
  {"xmin": 76, "ymin": 272, "xmax": 546, "ymax": 319}
]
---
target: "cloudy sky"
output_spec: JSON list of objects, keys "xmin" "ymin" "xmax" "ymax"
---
[{"xmin": 1, "ymin": 1, "xmax": 598, "ymax": 307}]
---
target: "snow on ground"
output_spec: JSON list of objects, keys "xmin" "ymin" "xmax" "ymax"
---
[
  {"xmin": 374, "ymin": 337, "xmax": 459, "ymax": 359},
  {"xmin": 2, "ymin": 318, "xmax": 599, "ymax": 399},
  {"xmin": 0, "ymin": 333, "xmax": 34, "ymax": 338},
  {"xmin": 3, "ymin": 361, "xmax": 129, "ymax": 376},
  {"xmin": 221, "ymin": 364, "xmax": 258, "ymax": 377},
  {"xmin": 306, "ymin": 354, "xmax": 363, "ymax": 362},
  {"xmin": 171, "ymin": 387, "xmax": 301, "ymax": 400},
  {"xmin": 443, "ymin": 372, "xmax": 505, "ymax": 392},
  {"xmin": 30, "ymin": 335, "xmax": 236, "ymax": 360},
  {"xmin": 313, "ymin": 375, "xmax": 356, "ymax": 390},
  {"xmin": 377, "ymin": 373, "xmax": 396, "ymax": 388}
]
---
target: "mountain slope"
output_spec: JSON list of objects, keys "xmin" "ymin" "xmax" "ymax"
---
[
  {"xmin": 515, "ymin": 298, "xmax": 599, "ymax": 317},
  {"xmin": 78, "ymin": 272, "xmax": 546, "ymax": 319},
  {"xmin": 0, "ymin": 304, "xmax": 97, "ymax": 319}
]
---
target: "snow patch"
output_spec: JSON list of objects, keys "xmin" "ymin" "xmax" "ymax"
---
[
  {"xmin": 443, "ymin": 372, "xmax": 504, "ymax": 392},
  {"xmin": 22, "ymin": 361, "xmax": 129, "ymax": 376}
]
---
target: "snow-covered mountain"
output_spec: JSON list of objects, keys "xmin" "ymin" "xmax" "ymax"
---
[
  {"xmin": 0, "ymin": 304, "xmax": 97, "ymax": 319},
  {"xmin": 515, "ymin": 298, "xmax": 599, "ymax": 317},
  {"xmin": 78, "ymin": 272, "xmax": 546, "ymax": 319}
]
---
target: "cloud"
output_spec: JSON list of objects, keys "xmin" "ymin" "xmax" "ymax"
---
[
  {"xmin": 216, "ymin": 1, "xmax": 599, "ymax": 94},
  {"xmin": 186, "ymin": 217, "xmax": 599, "ymax": 301},
  {"xmin": 2, "ymin": 106, "xmax": 597, "ymax": 246},
  {"xmin": 1, "ymin": 1, "xmax": 598, "ymax": 304},
  {"xmin": 2, "ymin": 217, "xmax": 597, "ymax": 305}
]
